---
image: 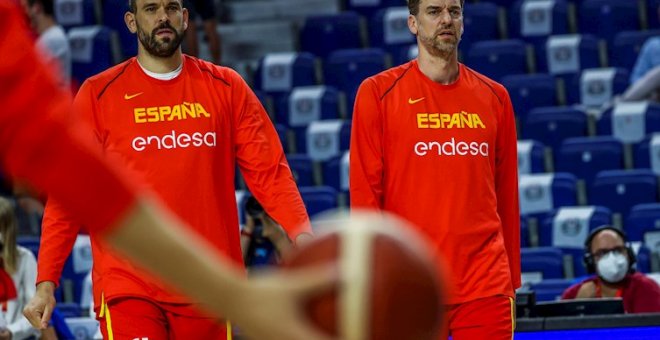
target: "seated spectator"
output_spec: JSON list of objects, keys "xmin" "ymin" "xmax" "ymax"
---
[
  {"xmin": 562, "ymin": 226, "xmax": 660, "ymax": 313},
  {"xmin": 0, "ymin": 197, "xmax": 40, "ymax": 340},
  {"xmin": 20, "ymin": 0, "xmax": 71, "ymax": 87},
  {"xmin": 621, "ymin": 65, "xmax": 660, "ymax": 103},
  {"xmin": 630, "ymin": 6, "xmax": 660, "ymax": 83}
]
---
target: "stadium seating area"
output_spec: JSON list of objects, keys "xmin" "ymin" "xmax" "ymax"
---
[{"xmin": 7, "ymin": 0, "xmax": 660, "ymax": 333}]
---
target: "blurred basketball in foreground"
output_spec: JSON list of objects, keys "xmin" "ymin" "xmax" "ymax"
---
[{"xmin": 285, "ymin": 210, "xmax": 444, "ymax": 340}]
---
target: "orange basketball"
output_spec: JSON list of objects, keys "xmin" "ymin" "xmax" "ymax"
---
[{"xmin": 285, "ymin": 211, "xmax": 444, "ymax": 340}]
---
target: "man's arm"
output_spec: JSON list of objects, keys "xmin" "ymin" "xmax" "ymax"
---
[
  {"xmin": 349, "ymin": 78, "xmax": 384, "ymax": 210},
  {"xmin": 495, "ymin": 89, "xmax": 521, "ymax": 290},
  {"xmin": 630, "ymin": 39, "xmax": 660, "ymax": 83},
  {"xmin": 231, "ymin": 71, "xmax": 312, "ymax": 241}
]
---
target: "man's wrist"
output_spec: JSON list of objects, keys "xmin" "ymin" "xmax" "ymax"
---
[{"xmin": 36, "ymin": 281, "xmax": 56, "ymax": 293}]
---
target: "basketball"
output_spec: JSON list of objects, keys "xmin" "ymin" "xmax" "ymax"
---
[{"xmin": 285, "ymin": 211, "xmax": 444, "ymax": 340}]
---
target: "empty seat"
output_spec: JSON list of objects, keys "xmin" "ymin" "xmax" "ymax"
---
[
  {"xmin": 521, "ymin": 247, "xmax": 565, "ymax": 282},
  {"xmin": 369, "ymin": 7, "xmax": 415, "ymax": 59},
  {"xmin": 545, "ymin": 34, "xmax": 600, "ymax": 76},
  {"xmin": 305, "ymin": 120, "xmax": 351, "ymax": 161},
  {"xmin": 299, "ymin": 186, "xmax": 338, "ymax": 218},
  {"xmin": 273, "ymin": 123, "xmax": 289, "ymax": 154},
  {"xmin": 555, "ymin": 136, "xmax": 624, "ymax": 187},
  {"xmin": 322, "ymin": 151, "xmax": 350, "ymax": 193},
  {"xmin": 345, "ymin": 0, "xmax": 403, "ymax": 19},
  {"xmin": 649, "ymin": 0, "xmax": 660, "ymax": 29},
  {"xmin": 300, "ymin": 12, "xmax": 362, "ymax": 60},
  {"xmin": 102, "ymin": 0, "xmax": 137, "ymax": 60},
  {"xmin": 519, "ymin": 173, "xmax": 578, "ymax": 216},
  {"xmin": 598, "ymin": 102, "xmax": 660, "ymax": 143},
  {"xmin": 626, "ymin": 203, "xmax": 660, "ymax": 242},
  {"xmin": 565, "ymin": 68, "xmax": 629, "ymax": 107},
  {"xmin": 55, "ymin": 0, "xmax": 99, "ymax": 30},
  {"xmin": 324, "ymin": 48, "xmax": 386, "ymax": 110},
  {"xmin": 253, "ymin": 52, "xmax": 317, "ymax": 100},
  {"xmin": 579, "ymin": 0, "xmax": 641, "ymax": 42},
  {"xmin": 17, "ymin": 235, "xmax": 40, "ymax": 259},
  {"xmin": 460, "ymin": 2, "xmax": 500, "ymax": 57},
  {"xmin": 523, "ymin": 106, "xmax": 588, "ymax": 152},
  {"xmin": 530, "ymin": 278, "xmax": 575, "ymax": 301},
  {"xmin": 610, "ymin": 30, "xmax": 660, "ymax": 71},
  {"xmin": 278, "ymin": 86, "xmax": 341, "ymax": 151},
  {"xmin": 286, "ymin": 154, "xmax": 314, "ymax": 187},
  {"xmin": 501, "ymin": 73, "xmax": 559, "ymax": 122},
  {"xmin": 539, "ymin": 206, "xmax": 612, "ymax": 276},
  {"xmin": 68, "ymin": 26, "xmax": 120, "ymax": 84},
  {"xmin": 590, "ymin": 169, "xmax": 658, "ymax": 217},
  {"xmin": 517, "ymin": 140, "xmax": 546, "ymax": 175},
  {"xmin": 465, "ymin": 39, "xmax": 528, "ymax": 82},
  {"xmin": 61, "ymin": 234, "xmax": 92, "ymax": 304},
  {"xmin": 633, "ymin": 133, "xmax": 660, "ymax": 172}
]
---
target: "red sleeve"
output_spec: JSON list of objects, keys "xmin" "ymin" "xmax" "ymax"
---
[
  {"xmin": 0, "ymin": 6, "xmax": 136, "ymax": 236},
  {"xmin": 629, "ymin": 274, "xmax": 660, "ymax": 313},
  {"xmin": 231, "ymin": 71, "xmax": 312, "ymax": 238},
  {"xmin": 349, "ymin": 78, "xmax": 384, "ymax": 210},
  {"xmin": 561, "ymin": 283, "xmax": 581, "ymax": 300},
  {"xmin": 495, "ymin": 88, "xmax": 521, "ymax": 289},
  {"xmin": 36, "ymin": 200, "xmax": 81, "ymax": 286}
]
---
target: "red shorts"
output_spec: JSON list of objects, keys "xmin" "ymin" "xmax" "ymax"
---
[
  {"xmin": 98, "ymin": 297, "xmax": 230, "ymax": 340},
  {"xmin": 441, "ymin": 295, "xmax": 515, "ymax": 340}
]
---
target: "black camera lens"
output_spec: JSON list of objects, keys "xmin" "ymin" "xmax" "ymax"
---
[{"xmin": 245, "ymin": 196, "xmax": 264, "ymax": 218}]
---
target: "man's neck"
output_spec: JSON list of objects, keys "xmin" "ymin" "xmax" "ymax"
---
[
  {"xmin": 600, "ymin": 278, "xmax": 624, "ymax": 297},
  {"xmin": 137, "ymin": 48, "xmax": 184, "ymax": 73},
  {"xmin": 416, "ymin": 47, "xmax": 460, "ymax": 85},
  {"xmin": 35, "ymin": 16, "xmax": 56, "ymax": 36}
]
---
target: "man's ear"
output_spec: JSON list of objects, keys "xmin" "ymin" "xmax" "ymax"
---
[
  {"xmin": 408, "ymin": 14, "xmax": 418, "ymax": 35},
  {"xmin": 125, "ymin": 11, "xmax": 137, "ymax": 34},
  {"xmin": 182, "ymin": 8, "xmax": 189, "ymax": 31}
]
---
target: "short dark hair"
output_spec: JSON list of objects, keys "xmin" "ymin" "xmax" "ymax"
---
[
  {"xmin": 407, "ymin": 0, "xmax": 465, "ymax": 16},
  {"xmin": 27, "ymin": 0, "xmax": 55, "ymax": 16},
  {"xmin": 128, "ymin": 0, "xmax": 184, "ymax": 13}
]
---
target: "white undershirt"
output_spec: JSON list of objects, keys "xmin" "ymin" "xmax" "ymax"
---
[{"xmin": 137, "ymin": 60, "xmax": 183, "ymax": 80}]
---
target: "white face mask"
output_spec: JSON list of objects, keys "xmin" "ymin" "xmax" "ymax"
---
[{"xmin": 596, "ymin": 252, "xmax": 629, "ymax": 283}]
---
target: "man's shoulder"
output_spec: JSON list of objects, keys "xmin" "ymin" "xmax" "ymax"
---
[
  {"xmin": 83, "ymin": 58, "xmax": 135, "ymax": 90},
  {"xmin": 184, "ymin": 55, "xmax": 238, "ymax": 85},
  {"xmin": 362, "ymin": 61, "xmax": 415, "ymax": 93}
]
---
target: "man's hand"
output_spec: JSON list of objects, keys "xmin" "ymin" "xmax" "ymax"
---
[
  {"xmin": 575, "ymin": 281, "xmax": 597, "ymax": 299},
  {"xmin": 23, "ymin": 281, "xmax": 56, "ymax": 329},
  {"xmin": 230, "ymin": 266, "xmax": 337, "ymax": 340}
]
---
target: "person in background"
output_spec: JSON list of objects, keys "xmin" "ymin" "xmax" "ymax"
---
[
  {"xmin": 630, "ymin": 5, "xmax": 660, "ymax": 84},
  {"xmin": 0, "ymin": 197, "xmax": 40, "ymax": 340},
  {"xmin": 561, "ymin": 226, "xmax": 660, "ymax": 313},
  {"xmin": 183, "ymin": 0, "xmax": 222, "ymax": 64},
  {"xmin": 20, "ymin": 0, "xmax": 71, "ymax": 87},
  {"xmin": 350, "ymin": 0, "xmax": 520, "ymax": 339},
  {"xmin": 1, "ymin": 3, "xmax": 333, "ymax": 339}
]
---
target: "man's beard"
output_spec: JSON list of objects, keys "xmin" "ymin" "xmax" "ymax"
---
[
  {"xmin": 137, "ymin": 21, "xmax": 184, "ymax": 58},
  {"xmin": 419, "ymin": 27, "xmax": 461, "ymax": 58}
]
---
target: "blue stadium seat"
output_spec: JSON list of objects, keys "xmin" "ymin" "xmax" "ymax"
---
[
  {"xmin": 509, "ymin": 0, "xmax": 570, "ymax": 64},
  {"xmin": 565, "ymin": 68, "xmax": 629, "ymax": 107},
  {"xmin": 545, "ymin": 34, "xmax": 600, "ymax": 76},
  {"xmin": 299, "ymin": 186, "xmax": 338, "ymax": 218},
  {"xmin": 274, "ymin": 123, "xmax": 289, "ymax": 154},
  {"xmin": 519, "ymin": 173, "xmax": 578, "ymax": 217},
  {"xmin": 102, "ymin": 0, "xmax": 137, "ymax": 60},
  {"xmin": 68, "ymin": 25, "xmax": 119, "ymax": 84},
  {"xmin": 395, "ymin": 44, "xmax": 418, "ymax": 66},
  {"xmin": 632, "ymin": 133, "xmax": 660, "ymax": 171},
  {"xmin": 61, "ymin": 234, "xmax": 92, "ymax": 304},
  {"xmin": 539, "ymin": 206, "xmax": 612, "ymax": 276},
  {"xmin": 286, "ymin": 154, "xmax": 314, "ymax": 187},
  {"xmin": 649, "ymin": 0, "xmax": 660, "ymax": 29},
  {"xmin": 55, "ymin": 0, "xmax": 98, "ymax": 30},
  {"xmin": 590, "ymin": 169, "xmax": 659, "ymax": 217},
  {"xmin": 626, "ymin": 203, "xmax": 660, "ymax": 242},
  {"xmin": 521, "ymin": 217, "xmax": 530, "ymax": 248},
  {"xmin": 610, "ymin": 30, "xmax": 660, "ymax": 72},
  {"xmin": 300, "ymin": 12, "xmax": 362, "ymax": 60},
  {"xmin": 523, "ymin": 106, "xmax": 588, "ymax": 152},
  {"xmin": 501, "ymin": 73, "xmax": 559, "ymax": 123},
  {"xmin": 521, "ymin": 247, "xmax": 565, "ymax": 280},
  {"xmin": 369, "ymin": 7, "xmax": 415, "ymax": 59},
  {"xmin": 305, "ymin": 120, "xmax": 351, "ymax": 160},
  {"xmin": 530, "ymin": 278, "xmax": 575, "ymax": 301},
  {"xmin": 56, "ymin": 303, "xmax": 82, "ymax": 318},
  {"xmin": 278, "ymin": 86, "xmax": 341, "ymax": 152},
  {"xmin": 636, "ymin": 244, "xmax": 652, "ymax": 273},
  {"xmin": 460, "ymin": 2, "xmax": 500, "ymax": 57},
  {"xmin": 598, "ymin": 102, "xmax": 660, "ymax": 143},
  {"xmin": 517, "ymin": 140, "xmax": 546, "ymax": 175},
  {"xmin": 17, "ymin": 235, "xmax": 40, "ymax": 259},
  {"xmin": 322, "ymin": 151, "xmax": 350, "ymax": 193},
  {"xmin": 465, "ymin": 39, "xmax": 528, "ymax": 82},
  {"xmin": 324, "ymin": 48, "xmax": 386, "ymax": 111},
  {"xmin": 579, "ymin": 0, "xmax": 641, "ymax": 42},
  {"xmin": 345, "ymin": 0, "xmax": 403, "ymax": 19},
  {"xmin": 555, "ymin": 136, "xmax": 624, "ymax": 187},
  {"xmin": 253, "ymin": 52, "xmax": 317, "ymax": 102}
]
